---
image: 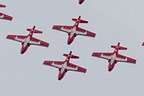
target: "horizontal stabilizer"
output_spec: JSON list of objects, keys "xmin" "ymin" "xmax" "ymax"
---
[
  {"xmin": 111, "ymin": 45, "xmax": 127, "ymax": 50},
  {"xmin": 72, "ymin": 17, "xmax": 88, "ymax": 23},
  {"xmin": 27, "ymin": 26, "xmax": 42, "ymax": 34},
  {"xmin": 63, "ymin": 54, "xmax": 79, "ymax": 59}
]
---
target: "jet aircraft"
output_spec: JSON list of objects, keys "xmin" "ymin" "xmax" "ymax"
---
[
  {"xmin": 6, "ymin": 26, "xmax": 49, "ymax": 54},
  {"xmin": 52, "ymin": 16, "xmax": 96, "ymax": 45},
  {"xmin": 92, "ymin": 42, "xmax": 136, "ymax": 71},
  {"xmin": 43, "ymin": 51, "xmax": 87, "ymax": 80},
  {"xmin": 0, "ymin": 4, "xmax": 12, "ymax": 21}
]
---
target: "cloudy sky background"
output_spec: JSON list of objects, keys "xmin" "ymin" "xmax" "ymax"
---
[{"xmin": 0, "ymin": 0, "xmax": 144, "ymax": 96}]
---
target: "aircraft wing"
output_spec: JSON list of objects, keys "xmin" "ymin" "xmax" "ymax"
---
[
  {"xmin": 43, "ymin": 60, "xmax": 64, "ymax": 69},
  {"xmin": 6, "ymin": 35, "xmax": 27, "ymax": 43},
  {"xmin": 92, "ymin": 52, "xmax": 113, "ymax": 60},
  {"xmin": 52, "ymin": 25, "xmax": 73, "ymax": 33},
  {"xmin": 116, "ymin": 54, "xmax": 136, "ymax": 64},
  {"xmin": 76, "ymin": 27, "xmax": 96, "ymax": 37},
  {"xmin": 0, "ymin": 12, "xmax": 13, "ymax": 21},
  {"xmin": 0, "ymin": 4, "xmax": 6, "ymax": 8},
  {"xmin": 30, "ymin": 37, "xmax": 49, "ymax": 47},
  {"xmin": 67, "ymin": 62, "xmax": 86, "ymax": 73}
]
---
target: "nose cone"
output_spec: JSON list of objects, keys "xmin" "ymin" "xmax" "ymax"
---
[
  {"xmin": 108, "ymin": 68, "xmax": 112, "ymax": 72},
  {"xmin": 108, "ymin": 63, "xmax": 115, "ymax": 72},
  {"xmin": 58, "ymin": 74, "xmax": 63, "ymax": 80},
  {"xmin": 20, "ymin": 46, "xmax": 27, "ymax": 54},
  {"xmin": 67, "ymin": 39, "xmax": 72, "ymax": 45},
  {"xmin": 58, "ymin": 77, "xmax": 62, "ymax": 80},
  {"xmin": 67, "ymin": 35, "xmax": 75, "ymax": 45},
  {"xmin": 20, "ymin": 49, "xmax": 25, "ymax": 54},
  {"xmin": 79, "ymin": 0, "xmax": 84, "ymax": 4},
  {"xmin": 67, "ymin": 41, "xmax": 71, "ymax": 45}
]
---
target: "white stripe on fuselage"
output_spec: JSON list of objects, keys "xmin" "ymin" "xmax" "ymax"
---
[
  {"xmin": 60, "ymin": 62, "xmax": 67, "ymax": 74},
  {"xmin": 110, "ymin": 53, "xmax": 116, "ymax": 65},
  {"xmin": 69, "ymin": 27, "xmax": 76, "ymax": 38},
  {"xmin": 23, "ymin": 36, "xmax": 30, "ymax": 47},
  {"xmin": 61, "ymin": 26, "xmax": 76, "ymax": 38}
]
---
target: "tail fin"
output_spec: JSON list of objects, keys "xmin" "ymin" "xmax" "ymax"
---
[
  {"xmin": 27, "ymin": 26, "xmax": 43, "ymax": 34},
  {"xmin": 63, "ymin": 51, "xmax": 79, "ymax": 59},
  {"xmin": 0, "ymin": 4, "xmax": 6, "ymax": 8},
  {"xmin": 72, "ymin": 16, "xmax": 88, "ymax": 23},
  {"xmin": 111, "ymin": 42, "xmax": 127, "ymax": 50}
]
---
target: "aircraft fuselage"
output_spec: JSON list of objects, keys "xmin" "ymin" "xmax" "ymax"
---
[
  {"xmin": 58, "ymin": 57, "xmax": 70, "ymax": 80},
  {"xmin": 108, "ymin": 51, "xmax": 118, "ymax": 71},
  {"xmin": 20, "ymin": 33, "xmax": 32, "ymax": 54},
  {"xmin": 67, "ymin": 26, "xmax": 77, "ymax": 44}
]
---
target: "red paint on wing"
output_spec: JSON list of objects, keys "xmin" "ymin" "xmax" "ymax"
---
[
  {"xmin": 30, "ymin": 37, "xmax": 49, "ymax": 47},
  {"xmin": 127, "ymin": 58, "xmax": 136, "ymax": 64},
  {"xmin": 68, "ymin": 63, "xmax": 87, "ymax": 73},
  {"xmin": 92, "ymin": 52, "xmax": 102, "ymax": 57},
  {"xmin": 6, "ymin": 35, "xmax": 17, "ymax": 40},
  {"xmin": 0, "ymin": 4, "xmax": 6, "ymax": 8},
  {"xmin": 43, "ymin": 61, "xmax": 53, "ymax": 66},
  {"xmin": 77, "ymin": 66, "xmax": 87, "ymax": 73},
  {"xmin": 117, "ymin": 54, "xmax": 126, "ymax": 59},
  {"xmin": 52, "ymin": 25, "xmax": 62, "ymax": 30},
  {"xmin": 117, "ymin": 54, "xmax": 136, "ymax": 64},
  {"xmin": 76, "ymin": 27, "xmax": 96, "ymax": 37},
  {"xmin": 86, "ymin": 31, "xmax": 96, "ymax": 37},
  {"xmin": 0, "ymin": 13, "xmax": 13, "ymax": 21},
  {"xmin": 40, "ymin": 41, "xmax": 49, "ymax": 47}
]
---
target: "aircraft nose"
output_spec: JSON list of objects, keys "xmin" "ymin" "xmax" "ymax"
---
[
  {"xmin": 20, "ymin": 47, "xmax": 26, "ymax": 54},
  {"xmin": 20, "ymin": 50, "xmax": 24, "ymax": 54},
  {"xmin": 67, "ymin": 40, "xmax": 71, "ymax": 45},
  {"xmin": 58, "ymin": 75, "xmax": 62, "ymax": 80},
  {"xmin": 108, "ymin": 66, "xmax": 113, "ymax": 72},
  {"xmin": 79, "ymin": 0, "xmax": 84, "ymax": 4},
  {"xmin": 108, "ymin": 68, "xmax": 112, "ymax": 72}
]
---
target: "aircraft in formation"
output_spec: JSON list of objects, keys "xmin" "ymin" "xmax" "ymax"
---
[
  {"xmin": 52, "ymin": 16, "xmax": 96, "ymax": 45},
  {"xmin": 0, "ymin": 4, "xmax": 12, "ymax": 21},
  {"xmin": 6, "ymin": 26, "xmax": 49, "ymax": 54},
  {"xmin": 43, "ymin": 51, "xmax": 87, "ymax": 80},
  {"xmin": 92, "ymin": 42, "xmax": 136, "ymax": 71},
  {"xmin": 1, "ymin": 3, "xmax": 137, "ymax": 80}
]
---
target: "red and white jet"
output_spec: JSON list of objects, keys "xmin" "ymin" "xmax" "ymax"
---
[
  {"xmin": 79, "ymin": 0, "xmax": 85, "ymax": 4},
  {"xmin": 52, "ymin": 16, "xmax": 96, "ymax": 45},
  {"xmin": 6, "ymin": 26, "xmax": 49, "ymax": 54},
  {"xmin": 43, "ymin": 51, "xmax": 87, "ymax": 80},
  {"xmin": 0, "ymin": 4, "xmax": 12, "ymax": 21},
  {"xmin": 92, "ymin": 42, "xmax": 136, "ymax": 72}
]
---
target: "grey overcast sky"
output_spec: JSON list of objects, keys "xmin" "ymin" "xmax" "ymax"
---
[{"xmin": 0, "ymin": 0, "xmax": 144, "ymax": 96}]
